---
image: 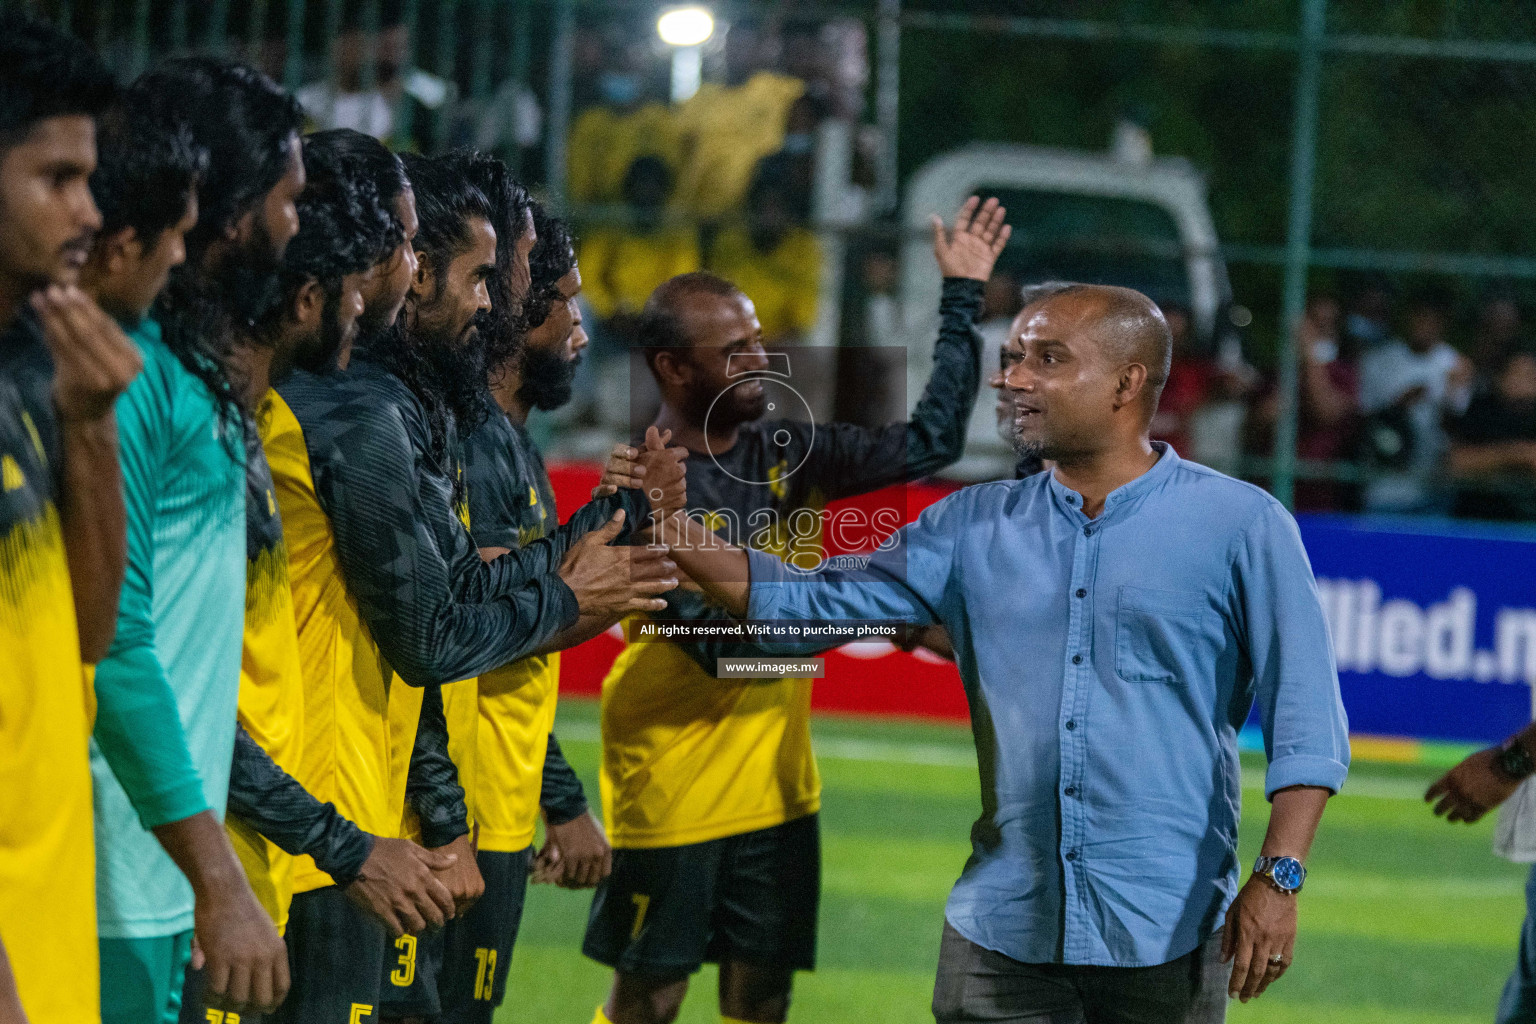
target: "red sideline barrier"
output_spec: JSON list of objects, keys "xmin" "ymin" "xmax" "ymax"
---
[{"xmin": 546, "ymin": 461, "xmax": 974, "ymax": 722}]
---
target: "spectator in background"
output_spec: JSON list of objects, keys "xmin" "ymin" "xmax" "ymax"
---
[
  {"xmin": 707, "ymin": 166, "xmax": 821, "ymax": 346},
  {"xmin": 1448, "ymin": 347, "xmax": 1536, "ymax": 521},
  {"xmin": 672, "ymin": 19, "xmax": 806, "ymax": 219},
  {"xmin": 580, "ymin": 156, "xmax": 701, "ymax": 345},
  {"xmin": 296, "ymin": 8, "xmax": 449, "ymax": 150},
  {"xmin": 750, "ymin": 93, "xmax": 828, "ymax": 224},
  {"xmin": 858, "ymin": 246, "xmax": 902, "ymax": 347},
  {"xmin": 1472, "ymin": 291, "xmax": 1527, "ymax": 393},
  {"xmin": 1296, "ymin": 294, "xmax": 1363, "ymax": 511},
  {"xmin": 1359, "ymin": 291, "xmax": 1473, "ymax": 512},
  {"xmin": 566, "ymin": 45, "xmax": 679, "ymax": 206},
  {"xmin": 1151, "ymin": 301, "xmax": 1249, "ymax": 465},
  {"xmin": 977, "ymin": 268, "xmax": 1023, "ymax": 353},
  {"xmin": 1342, "ymin": 276, "xmax": 1395, "ymax": 353}
]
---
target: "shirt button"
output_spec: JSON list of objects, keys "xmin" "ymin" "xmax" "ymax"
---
[
  {"xmin": 1076, "ymin": 588, "xmax": 1087, "ymax": 598},
  {"xmin": 1066, "ymin": 850, "xmax": 1079, "ymax": 861},
  {"xmin": 1072, "ymin": 654, "xmax": 1083, "ymax": 664},
  {"xmin": 1083, "ymin": 526, "xmax": 1093, "ymax": 537},
  {"xmin": 1065, "ymin": 720, "xmax": 1077, "ymax": 730},
  {"xmin": 1064, "ymin": 786, "xmax": 1077, "ymax": 797}
]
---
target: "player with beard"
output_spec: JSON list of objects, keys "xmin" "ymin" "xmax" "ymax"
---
[
  {"xmin": 0, "ymin": 18, "xmax": 138, "ymax": 1024},
  {"xmin": 441, "ymin": 202, "xmax": 642, "ymax": 1023},
  {"xmin": 259, "ymin": 152, "xmax": 680, "ymax": 1023},
  {"xmin": 84, "ymin": 59, "xmax": 304, "ymax": 1022},
  {"xmin": 301, "ymin": 129, "xmax": 420, "ymax": 369},
  {"xmin": 181, "ymin": 132, "xmax": 462, "ymax": 1024},
  {"xmin": 382, "ymin": 153, "xmax": 687, "ymax": 1024},
  {"xmin": 581, "ymin": 198, "xmax": 1009, "ymax": 1024}
]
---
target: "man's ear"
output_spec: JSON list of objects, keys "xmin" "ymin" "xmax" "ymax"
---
[
  {"xmin": 227, "ymin": 209, "xmax": 253, "ymax": 244},
  {"xmin": 652, "ymin": 349, "xmax": 691, "ymax": 390},
  {"xmin": 409, "ymin": 250, "xmax": 433, "ymax": 300},
  {"xmin": 293, "ymin": 277, "xmax": 325, "ymax": 329},
  {"xmin": 1113, "ymin": 362, "xmax": 1149, "ymax": 411},
  {"xmin": 98, "ymin": 226, "xmax": 141, "ymax": 277}
]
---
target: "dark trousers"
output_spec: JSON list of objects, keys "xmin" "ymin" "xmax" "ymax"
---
[{"xmin": 931, "ymin": 922, "xmax": 1228, "ymax": 1024}]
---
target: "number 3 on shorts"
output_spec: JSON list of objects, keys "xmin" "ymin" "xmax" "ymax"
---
[
  {"xmin": 390, "ymin": 934, "xmax": 417, "ymax": 986},
  {"xmin": 630, "ymin": 893, "xmax": 651, "ymax": 940}
]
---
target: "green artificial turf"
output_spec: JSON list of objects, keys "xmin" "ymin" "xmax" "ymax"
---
[{"xmin": 497, "ymin": 699, "xmax": 1527, "ymax": 1023}]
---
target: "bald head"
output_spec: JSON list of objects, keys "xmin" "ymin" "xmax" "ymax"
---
[{"xmin": 1022, "ymin": 283, "xmax": 1172, "ymax": 406}]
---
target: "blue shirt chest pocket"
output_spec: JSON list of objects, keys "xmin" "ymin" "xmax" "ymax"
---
[{"xmin": 1115, "ymin": 585, "xmax": 1217, "ymax": 684}]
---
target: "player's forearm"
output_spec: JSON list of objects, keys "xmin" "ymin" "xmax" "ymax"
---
[
  {"xmin": 152, "ymin": 809, "xmax": 253, "ymax": 901},
  {"xmin": 535, "ymin": 613, "xmax": 613, "ymax": 654},
  {"xmin": 654, "ymin": 511, "xmax": 751, "ymax": 618},
  {"xmin": 58, "ymin": 413, "xmax": 127, "ymax": 662},
  {"xmin": 228, "ymin": 725, "xmax": 375, "ymax": 885},
  {"xmin": 903, "ymin": 278, "xmax": 985, "ymax": 478},
  {"xmin": 92, "ymin": 648, "xmax": 209, "ymax": 828},
  {"xmin": 405, "ymin": 686, "xmax": 470, "ymax": 848},
  {"xmin": 1259, "ymin": 786, "xmax": 1330, "ymax": 861}
]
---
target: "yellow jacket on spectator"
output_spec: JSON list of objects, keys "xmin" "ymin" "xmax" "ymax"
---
[
  {"xmin": 580, "ymin": 225, "xmax": 702, "ymax": 320},
  {"xmin": 707, "ymin": 224, "xmax": 822, "ymax": 341},
  {"xmin": 673, "ymin": 72, "xmax": 804, "ymax": 218},
  {"xmin": 567, "ymin": 102, "xmax": 682, "ymax": 205}
]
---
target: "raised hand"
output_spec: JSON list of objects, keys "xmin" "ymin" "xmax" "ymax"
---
[
  {"xmin": 557, "ymin": 510, "xmax": 679, "ymax": 619},
  {"xmin": 931, "ymin": 196, "xmax": 1011, "ymax": 282},
  {"xmin": 345, "ymin": 837, "xmax": 459, "ymax": 936},
  {"xmin": 31, "ymin": 285, "xmax": 142, "ymax": 423}
]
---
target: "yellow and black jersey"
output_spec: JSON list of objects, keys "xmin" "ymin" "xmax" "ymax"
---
[
  {"xmin": 600, "ymin": 277, "xmax": 987, "ymax": 849},
  {"xmin": 463, "ymin": 411, "xmax": 595, "ymax": 851},
  {"xmin": 0, "ymin": 314, "xmax": 99, "ymax": 1024},
  {"xmin": 266, "ymin": 354, "xmax": 580, "ymax": 884},
  {"xmin": 228, "ymin": 403, "xmax": 308, "ymax": 928}
]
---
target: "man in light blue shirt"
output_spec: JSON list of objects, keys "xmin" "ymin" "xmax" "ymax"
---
[{"xmin": 657, "ymin": 283, "xmax": 1350, "ymax": 1023}]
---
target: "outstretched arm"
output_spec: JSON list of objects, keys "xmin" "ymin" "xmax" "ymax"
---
[{"xmin": 810, "ymin": 197, "xmax": 1012, "ymax": 497}]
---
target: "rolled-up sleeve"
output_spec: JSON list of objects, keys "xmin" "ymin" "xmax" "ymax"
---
[{"xmin": 1231, "ymin": 502, "xmax": 1351, "ymax": 798}]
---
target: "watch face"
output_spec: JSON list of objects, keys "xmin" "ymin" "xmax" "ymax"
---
[{"xmin": 1271, "ymin": 858, "xmax": 1305, "ymax": 891}]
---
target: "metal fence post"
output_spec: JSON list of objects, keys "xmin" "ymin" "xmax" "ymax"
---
[
  {"xmin": 1273, "ymin": 0, "xmax": 1327, "ymax": 509},
  {"xmin": 394, "ymin": 0, "xmax": 421, "ymax": 149},
  {"xmin": 545, "ymin": 0, "xmax": 575, "ymax": 208},
  {"xmin": 506, "ymin": 0, "xmax": 532, "ymax": 176},
  {"xmin": 875, "ymin": 0, "xmax": 901, "ymax": 214},
  {"xmin": 284, "ymin": 0, "xmax": 307, "ymax": 93},
  {"xmin": 431, "ymin": 0, "xmax": 459, "ymax": 153}
]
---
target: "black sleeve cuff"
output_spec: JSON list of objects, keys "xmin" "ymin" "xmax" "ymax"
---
[
  {"xmin": 939, "ymin": 276, "xmax": 986, "ymax": 322},
  {"xmin": 312, "ymin": 821, "xmax": 376, "ymax": 887}
]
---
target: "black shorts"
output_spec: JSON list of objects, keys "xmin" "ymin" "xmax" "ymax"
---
[
  {"xmin": 581, "ymin": 814, "xmax": 820, "ymax": 978},
  {"xmin": 437, "ymin": 847, "xmax": 535, "ymax": 1024},
  {"xmin": 378, "ymin": 924, "xmax": 446, "ymax": 1019},
  {"xmin": 271, "ymin": 885, "xmax": 388, "ymax": 1024}
]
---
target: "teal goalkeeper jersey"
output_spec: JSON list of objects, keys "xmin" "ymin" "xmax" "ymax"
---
[{"xmin": 89, "ymin": 318, "xmax": 245, "ymax": 939}]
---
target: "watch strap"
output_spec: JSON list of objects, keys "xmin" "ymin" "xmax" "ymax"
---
[{"xmin": 1496, "ymin": 737, "xmax": 1536, "ymax": 781}]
